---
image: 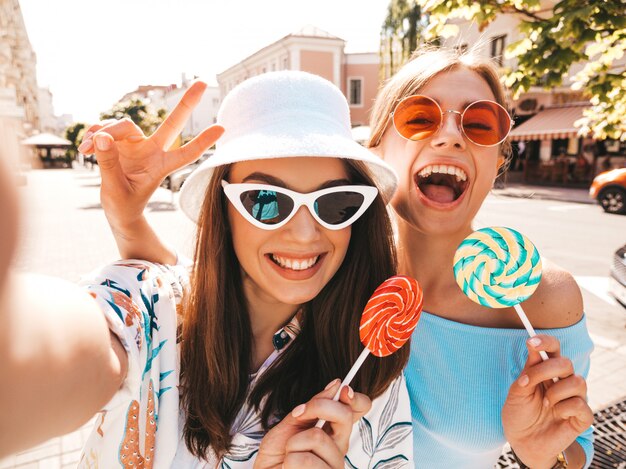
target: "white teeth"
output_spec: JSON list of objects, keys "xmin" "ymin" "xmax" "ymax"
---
[
  {"xmin": 271, "ymin": 255, "xmax": 319, "ymax": 271},
  {"xmin": 418, "ymin": 164, "xmax": 467, "ymax": 182}
]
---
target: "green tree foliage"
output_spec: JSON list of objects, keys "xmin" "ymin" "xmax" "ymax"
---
[
  {"xmin": 416, "ymin": 0, "xmax": 626, "ymax": 140},
  {"xmin": 380, "ymin": 0, "xmax": 426, "ymax": 78},
  {"xmin": 64, "ymin": 122, "xmax": 87, "ymax": 160},
  {"xmin": 100, "ymin": 97, "xmax": 165, "ymax": 136}
]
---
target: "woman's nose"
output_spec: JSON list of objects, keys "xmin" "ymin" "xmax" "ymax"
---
[
  {"xmin": 283, "ymin": 206, "xmax": 321, "ymax": 242},
  {"xmin": 430, "ymin": 112, "xmax": 466, "ymax": 151}
]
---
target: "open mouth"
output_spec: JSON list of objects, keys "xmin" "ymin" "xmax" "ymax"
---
[
  {"xmin": 269, "ymin": 254, "xmax": 322, "ymax": 271},
  {"xmin": 415, "ymin": 164, "xmax": 469, "ymax": 204}
]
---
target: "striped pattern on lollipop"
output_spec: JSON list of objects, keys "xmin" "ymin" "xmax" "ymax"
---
[
  {"xmin": 359, "ymin": 275, "xmax": 423, "ymax": 357},
  {"xmin": 315, "ymin": 275, "xmax": 423, "ymax": 428},
  {"xmin": 453, "ymin": 227, "xmax": 542, "ymax": 308},
  {"xmin": 453, "ymin": 227, "xmax": 556, "ymax": 378}
]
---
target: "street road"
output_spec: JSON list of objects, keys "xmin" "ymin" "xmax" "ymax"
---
[{"xmin": 11, "ymin": 167, "xmax": 626, "ymax": 410}]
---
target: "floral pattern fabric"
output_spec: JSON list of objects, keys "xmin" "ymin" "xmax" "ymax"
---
[{"xmin": 78, "ymin": 261, "xmax": 413, "ymax": 468}]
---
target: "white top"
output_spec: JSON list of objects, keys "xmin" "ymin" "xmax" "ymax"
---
[{"xmin": 78, "ymin": 260, "xmax": 413, "ymax": 468}]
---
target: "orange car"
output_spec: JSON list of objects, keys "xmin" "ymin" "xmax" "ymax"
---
[{"xmin": 589, "ymin": 168, "xmax": 626, "ymax": 214}]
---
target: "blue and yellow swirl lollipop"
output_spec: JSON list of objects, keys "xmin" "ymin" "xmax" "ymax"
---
[{"xmin": 454, "ymin": 227, "xmax": 551, "ymax": 363}]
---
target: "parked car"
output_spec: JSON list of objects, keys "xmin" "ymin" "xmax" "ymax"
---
[
  {"xmin": 610, "ymin": 244, "xmax": 626, "ymax": 308},
  {"xmin": 161, "ymin": 151, "xmax": 213, "ymax": 193},
  {"xmin": 589, "ymin": 168, "xmax": 626, "ymax": 214}
]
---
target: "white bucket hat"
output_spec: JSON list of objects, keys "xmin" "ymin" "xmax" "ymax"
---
[{"xmin": 179, "ymin": 70, "xmax": 398, "ymax": 223}]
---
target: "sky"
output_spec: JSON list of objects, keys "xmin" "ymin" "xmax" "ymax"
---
[{"xmin": 19, "ymin": 0, "xmax": 389, "ymax": 123}]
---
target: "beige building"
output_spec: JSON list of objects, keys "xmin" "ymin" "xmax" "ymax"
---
[
  {"xmin": 217, "ymin": 26, "xmax": 380, "ymax": 127},
  {"xmin": 442, "ymin": 2, "xmax": 625, "ymax": 185},
  {"xmin": 0, "ymin": 0, "xmax": 40, "ymax": 168}
]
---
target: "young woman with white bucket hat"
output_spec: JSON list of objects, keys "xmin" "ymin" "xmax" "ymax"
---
[{"xmin": 51, "ymin": 71, "xmax": 414, "ymax": 468}]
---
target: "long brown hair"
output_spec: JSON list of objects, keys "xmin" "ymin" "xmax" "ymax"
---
[{"xmin": 180, "ymin": 159, "xmax": 405, "ymax": 459}]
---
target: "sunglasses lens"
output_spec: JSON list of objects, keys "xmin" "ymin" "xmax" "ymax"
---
[
  {"xmin": 393, "ymin": 96, "xmax": 441, "ymax": 141},
  {"xmin": 315, "ymin": 191, "xmax": 365, "ymax": 225},
  {"xmin": 240, "ymin": 189, "xmax": 294, "ymax": 225},
  {"xmin": 462, "ymin": 101, "xmax": 511, "ymax": 146}
]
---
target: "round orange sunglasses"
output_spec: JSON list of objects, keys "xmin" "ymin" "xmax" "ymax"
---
[{"xmin": 391, "ymin": 95, "xmax": 513, "ymax": 147}]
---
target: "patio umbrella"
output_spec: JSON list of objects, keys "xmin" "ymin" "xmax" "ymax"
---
[{"xmin": 21, "ymin": 133, "xmax": 72, "ymax": 166}]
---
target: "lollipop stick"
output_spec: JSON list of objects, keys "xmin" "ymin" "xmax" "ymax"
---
[
  {"xmin": 513, "ymin": 303, "xmax": 558, "ymax": 383},
  {"xmin": 314, "ymin": 348, "xmax": 370, "ymax": 429}
]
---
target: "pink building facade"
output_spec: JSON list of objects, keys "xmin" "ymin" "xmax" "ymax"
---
[{"xmin": 216, "ymin": 27, "xmax": 380, "ymax": 128}]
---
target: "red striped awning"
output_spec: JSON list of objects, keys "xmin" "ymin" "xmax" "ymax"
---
[{"xmin": 509, "ymin": 105, "xmax": 588, "ymax": 141}]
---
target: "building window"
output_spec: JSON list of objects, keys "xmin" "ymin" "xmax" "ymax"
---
[
  {"xmin": 348, "ymin": 78, "xmax": 363, "ymax": 106},
  {"xmin": 490, "ymin": 35, "xmax": 506, "ymax": 66},
  {"xmin": 282, "ymin": 57, "xmax": 289, "ymax": 69}
]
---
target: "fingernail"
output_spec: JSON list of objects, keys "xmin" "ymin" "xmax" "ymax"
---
[
  {"xmin": 94, "ymin": 135, "xmax": 110, "ymax": 151},
  {"xmin": 543, "ymin": 398, "xmax": 550, "ymax": 408},
  {"xmin": 292, "ymin": 404, "xmax": 305, "ymax": 417},
  {"xmin": 518, "ymin": 374, "xmax": 529, "ymax": 387},
  {"xmin": 325, "ymin": 378, "xmax": 339, "ymax": 390},
  {"xmin": 78, "ymin": 140, "xmax": 92, "ymax": 152},
  {"xmin": 528, "ymin": 337, "xmax": 541, "ymax": 347},
  {"xmin": 84, "ymin": 131, "xmax": 93, "ymax": 139},
  {"xmin": 347, "ymin": 386, "xmax": 354, "ymax": 400}
]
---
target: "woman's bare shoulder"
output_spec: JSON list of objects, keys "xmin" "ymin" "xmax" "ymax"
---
[{"xmin": 522, "ymin": 258, "xmax": 584, "ymax": 329}]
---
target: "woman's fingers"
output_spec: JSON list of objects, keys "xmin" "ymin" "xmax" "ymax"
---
[
  {"xmin": 91, "ymin": 133, "xmax": 129, "ymax": 193},
  {"xmin": 283, "ymin": 451, "xmax": 332, "ymax": 469},
  {"xmin": 544, "ymin": 374, "xmax": 587, "ymax": 408},
  {"xmin": 525, "ymin": 335, "xmax": 562, "ymax": 368},
  {"xmin": 522, "ymin": 356, "xmax": 574, "ymax": 388},
  {"xmin": 95, "ymin": 119, "xmax": 144, "ymax": 143},
  {"xmin": 285, "ymin": 427, "xmax": 344, "ymax": 468},
  {"xmin": 79, "ymin": 120, "xmax": 143, "ymax": 154},
  {"xmin": 78, "ymin": 124, "xmax": 105, "ymax": 154},
  {"xmin": 150, "ymin": 81, "xmax": 208, "ymax": 149},
  {"xmin": 552, "ymin": 397, "xmax": 594, "ymax": 433},
  {"xmin": 337, "ymin": 386, "xmax": 372, "ymax": 423},
  {"xmin": 165, "ymin": 124, "xmax": 224, "ymax": 175},
  {"xmin": 293, "ymin": 397, "xmax": 353, "ymax": 451}
]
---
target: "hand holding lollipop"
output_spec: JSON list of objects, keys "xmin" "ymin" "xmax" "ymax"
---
[
  {"xmin": 315, "ymin": 275, "xmax": 423, "ymax": 428},
  {"xmin": 453, "ymin": 227, "xmax": 549, "ymax": 363}
]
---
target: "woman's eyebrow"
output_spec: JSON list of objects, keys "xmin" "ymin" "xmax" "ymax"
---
[
  {"xmin": 242, "ymin": 172, "xmax": 286, "ymax": 186},
  {"xmin": 242, "ymin": 172, "xmax": 352, "ymax": 190}
]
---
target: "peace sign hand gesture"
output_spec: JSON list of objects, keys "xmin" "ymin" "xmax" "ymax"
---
[{"xmin": 78, "ymin": 81, "xmax": 224, "ymax": 230}]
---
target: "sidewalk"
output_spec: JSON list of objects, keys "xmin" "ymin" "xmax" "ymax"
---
[{"xmin": 492, "ymin": 182, "xmax": 594, "ymax": 205}]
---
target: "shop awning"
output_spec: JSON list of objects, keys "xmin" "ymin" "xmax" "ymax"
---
[{"xmin": 509, "ymin": 105, "xmax": 587, "ymax": 141}]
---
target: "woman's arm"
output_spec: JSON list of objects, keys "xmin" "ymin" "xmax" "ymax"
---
[
  {"xmin": 0, "ymin": 273, "xmax": 127, "ymax": 457},
  {"xmin": 0, "ymin": 155, "xmax": 127, "ymax": 457}
]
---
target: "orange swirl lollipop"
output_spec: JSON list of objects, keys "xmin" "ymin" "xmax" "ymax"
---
[
  {"xmin": 360, "ymin": 275, "xmax": 423, "ymax": 357},
  {"xmin": 316, "ymin": 275, "xmax": 423, "ymax": 428}
]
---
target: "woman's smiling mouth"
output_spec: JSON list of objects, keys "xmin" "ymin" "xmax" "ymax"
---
[
  {"xmin": 266, "ymin": 253, "xmax": 326, "ymax": 280},
  {"xmin": 415, "ymin": 164, "xmax": 469, "ymax": 205}
]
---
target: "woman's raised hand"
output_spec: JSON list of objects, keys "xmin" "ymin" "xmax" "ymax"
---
[
  {"xmin": 254, "ymin": 380, "xmax": 372, "ymax": 469},
  {"xmin": 502, "ymin": 334, "xmax": 593, "ymax": 468},
  {"xmin": 78, "ymin": 81, "xmax": 224, "ymax": 229}
]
